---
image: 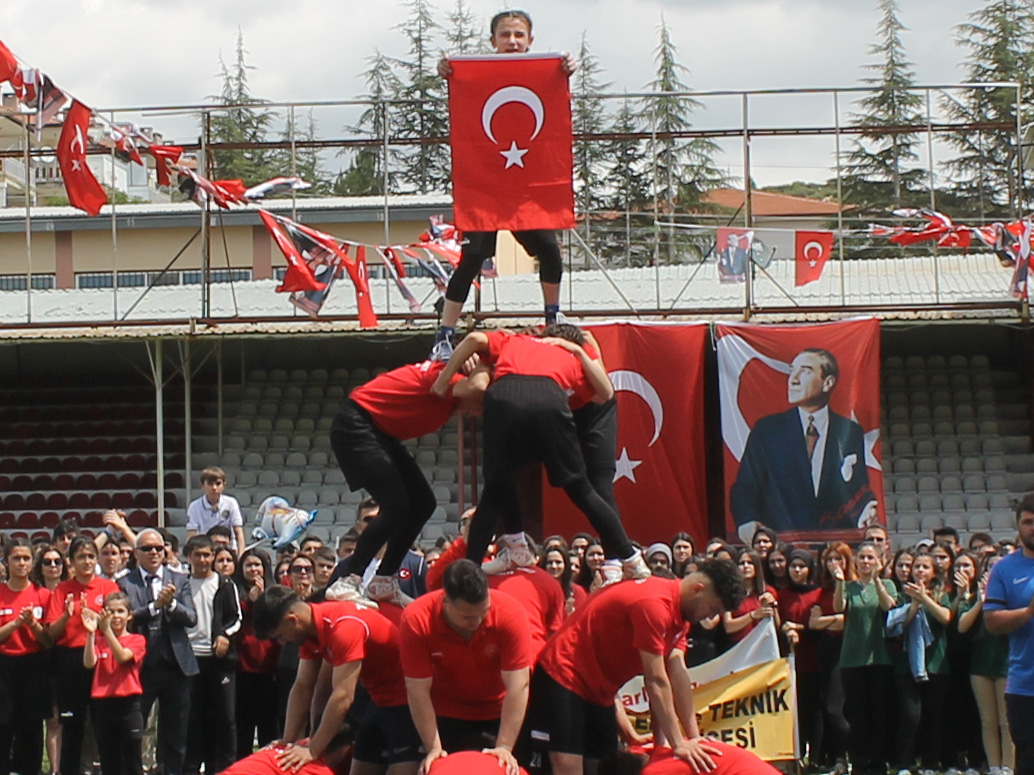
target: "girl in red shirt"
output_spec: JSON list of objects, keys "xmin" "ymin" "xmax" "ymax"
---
[
  {"xmin": 723, "ymin": 549, "xmax": 779, "ymax": 643},
  {"xmin": 44, "ymin": 536, "xmax": 120, "ymax": 775},
  {"xmin": 0, "ymin": 538, "xmax": 53, "ymax": 775},
  {"xmin": 83, "ymin": 592, "xmax": 146, "ymax": 775}
]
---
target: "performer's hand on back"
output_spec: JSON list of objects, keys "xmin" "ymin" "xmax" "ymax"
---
[{"xmin": 674, "ymin": 737, "xmax": 721, "ymax": 772}]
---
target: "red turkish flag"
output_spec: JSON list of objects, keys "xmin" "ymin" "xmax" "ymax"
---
[
  {"xmin": 57, "ymin": 101, "xmax": 106, "ymax": 217},
  {"xmin": 258, "ymin": 210, "xmax": 327, "ymax": 294},
  {"xmin": 0, "ymin": 40, "xmax": 18, "ymax": 84},
  {"xmin": 149, "ymin": 145, "xmax": 182, "ymax": 187},
  {"xmin": 449, "ymin": 55, "xmax": 574, "ymax": 232},
  {"xmin": 794, "ymin": 230, "xmax": 835, "ymax": 287},
  {"xmin": 717, "ymin": 319, "xmax": 884, "ymax": 543},
  {"xmin": 542, "ymin": 323, "xmax": 709, "ymax": 547}
]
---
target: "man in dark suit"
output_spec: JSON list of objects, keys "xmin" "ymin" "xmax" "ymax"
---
[
  {"xmin": 119, "ymin": 528, "xmax": 199, "ymax": 775},
  {"xmin": 717, "ymin": 232, "xmax": 749, "ymax": 282},
  {"xmin": 730, "ymin": 348, "xmax": 877, "ymax": 540}
]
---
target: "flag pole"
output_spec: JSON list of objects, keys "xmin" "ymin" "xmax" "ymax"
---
[
  {"xmin": 23, "ymin": 120, "xmax": 32, "ymax": 323},
  {"xmin": 110, "ymin": 111, "xmax": 119, "ymax": 320}
]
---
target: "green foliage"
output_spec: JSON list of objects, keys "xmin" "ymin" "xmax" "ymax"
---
[
  {"xmin": 942, "ymin": 0, "xmax": 1034, "ymax": 218},
  {"xmin": 572, "ymin": 33, "xmax": 612, "ymax": 221},
  {"xmin": 843, "ymin": 0, "xmax": 928, "ymax": 211},
  {"xmin": 444, "ymin": 0, "xmax": 485, "ymax": 54},
  {"xmin": 277, "ymin": 109, "xmax": 332, "ymax": 196},
  {"xmin": 207, "ymin": 29, "xmax": 278, "ymax": 183}
]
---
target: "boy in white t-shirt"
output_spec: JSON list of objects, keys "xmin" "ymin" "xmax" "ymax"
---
[{"xmin": 185, "ymin": 467, "xmax": 245, "ymax": 555}]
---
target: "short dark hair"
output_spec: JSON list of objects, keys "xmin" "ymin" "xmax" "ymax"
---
[
  {"xmin": 969, "ymin": 531, "xmax": 994, "ymax": 548},
  {"xmin": 490, "ymin": 9, "xmax": 532, "ymax": 35},
  {"xmin": 357, "ymin": 497, "xmax": 379, "ymax": 521},
  {"xmin": 542, "ymin": 323, "xmax": 584, "ymax": 346},
  {"xmin": 313, "ymin": 546, "xmax": 336, "ymax": 565},
  {"xmin": 200, "ymin": 466, "xmax": 226, "ymax": 485},
  {"xmin": 300, "ymin": 536, "xmax": 324, "ymax": 549},
  {"xmin": 185, "ymin": 535, "xmax": 215, "ymax": 555},
  {"xmin": 443, "ymin": 559, "xmax": 489, "ymax": 605},
  {"xmin": 932, "ymin": 526, "xmax": 960, "ymax": 542},
  {"xmin": 1016, "ymin": 492, "xmax": 1034, "ymax": 522},
  {"xmin": 801, "ymin": 347, "xmax": 839, "ymax": 382},
  {"xmin": 206, "ymin": 525, "xmax": 232, "ymax": 541},
  {"xmin": 53, "ymin": 519, "xmax": 79, "ymax": 542},
  {"xmin": 337, "ymin": 528, "xmax": 360, "ymax": 547},
  {"xmin": 67, "ymin": 535, "xmax": 97, "ymax": 561},
  {"xmin": 252, "ymin": 585, "xmax": 300, "ymax": 640},
  {"xmin": 158, "ymin": 527, "xmax": 179, "ymax": 553},
  {"xmin": 698, "ymin": 558, "xmax": 747, "ymax": 613}
]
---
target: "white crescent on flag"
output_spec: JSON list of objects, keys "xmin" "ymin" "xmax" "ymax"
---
[{"xmin": 716, "ymin": 333, "xmax": 792, "ymax": 462}]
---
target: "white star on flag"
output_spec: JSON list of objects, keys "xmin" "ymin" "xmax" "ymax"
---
[
  {"xmin": 613, "ymin": 447, "xmax": 643, "ymax": 483},
  {"xmin": 500, "ymin": 141, "xmax": 529, "ymax": 169}
]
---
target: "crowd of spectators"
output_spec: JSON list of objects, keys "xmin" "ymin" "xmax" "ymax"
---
[{"xmin": 0, "ymin": 485, "xmax": 1030, "ymax": 775}]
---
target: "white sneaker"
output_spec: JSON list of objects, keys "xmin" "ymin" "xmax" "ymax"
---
[
  {"xmin": 964, "ymin": 769, "xmax": 982, "ymax": 775},
  {"xmin": 896, "ymin": 769, "xmax": 912, "ymax": 775},
  {"xmin": 325, "ymin": 574, "xmax": 378, "ymax": 608},
  {"xmin": 481, "ymin": 548, "xmax": 514, "ymax": 575},
  {"xmin": 600, "ymin": 560, "xmax": 624, "ymax": 587},
  {"xmin": 988, "ymin": 767, "xmax": 1002, "ymax": 775},
  {"xmin": 622, "ymin": 552, "xmax": 651, "ymax": 580},
  {"xmin": 365, "ymin": 575, "xmax": 414, "ymax": 608}
]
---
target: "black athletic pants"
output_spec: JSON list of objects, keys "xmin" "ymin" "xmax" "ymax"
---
[
  {"xmin": 0, "ymin": 652, "xmax": 49, "ymax": 775},
  {"xmin": 235, "ymin": 671, "xmax": 278, "ymax": 759},
  {"xmin": 140, "ymin": 660, "xmax": 191, "ymax": 775},
  {"xmin": 1007, "ymin": 693, "xmax": 1034, "ymax": 775},
  {"xmin": 329, "ymin": 401, "xmax": 437, "ymax": 579},
  {"xmin": 445, "ymin": 230, "xmax": 563, "ymax": 304},
  {"xmin": 56, "ymin": 646, "xmax": 93, "ymax": 775},
  {"xmin": 840, "ymin": 665, "xmax": 892, "ymax": 774},
  {"xmin": 93, "ymin": 696, "xmax": 143, "ymax": 775},
  {"xmin": 184, "ymin": 657, "xmax": 236, "ymax": 775}
]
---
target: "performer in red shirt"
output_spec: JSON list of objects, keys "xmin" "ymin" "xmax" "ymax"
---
[
  {"xmin": 427, "ymin": 750, "xmax": 530, "ymax": 775},
  {"xmin": 0, "ymin": 538, "xmax": 53, "ymax": 775},
  {"xmin": 432, "ymin": 327, "xmax": 648, "ymax": 580},
  {"xmin": 328, "ymin": 359, "xmax": 489, "ymax": 607},
  {"xmin": 399, "ymin": 560, "xmax": 532, "ymax": 775},
  {"xmin": 82, "ymin": 591, "xmax": 148, "ymax": 775},
  {"xmin": 598, "ymin": 741, "xmax": 782, "ymax": 775},
  {"xmin": 217, "ymin": 734, "xmax": 352, "ymax": 775},
  {"xmin": 252, "ymin": 586, "xmax": 421, "ymax": 775},
  {"xmin": 425, "ymin": 526, "xmax": 564, "ymax": 657},
  {"xmin": 45, "ymin": 536, "xmax": 121, "ymax": 775},
  {"xmin": 529, "ymin": 560, "xmax": 745, "ymax": 775}
]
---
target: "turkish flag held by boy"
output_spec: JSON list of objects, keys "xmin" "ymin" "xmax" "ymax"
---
[
  {"xmin": 57, "ymin": 100, "xmax": 107, "ymax": 217},
  {"xmin": 794, "ymin": 230, "xmax": 835, "ymax": 287},
  {"xmin": 448, "ymin": 54, "xmax": 575, "ymax": 232}
]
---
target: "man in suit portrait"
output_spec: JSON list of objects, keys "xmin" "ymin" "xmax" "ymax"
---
[
  {"xmin": 717, "ymin": 231, "xmax": 748, "ymax": 282},
  {"xmin": 730, "ymin": 348, "xmax": 877, "ymax": 541},
  {"xmin": 119, "ymin": 528, "xmax": 199, "ymax": 775}
]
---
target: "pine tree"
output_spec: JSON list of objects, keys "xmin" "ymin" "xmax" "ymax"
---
[
  {"xmin": 601, "ymin": 96, "xmax": 653, "ymax": 266},
  {"xmin": 843, "ymin": 0, "xmax": 926, "ymax": 211},
  {"xmin": 942, "ymin": 0, "xmax": 1034, "ymax": 218},
  {"xmin": 207, "ymin": 29, "xmax": 277, "ymax": 183},
  {"xmin": 392, "ymin": 0, "xmax": 451, "ymax": 194},
  {"xmin": 444, "ymin": 0, "xmax": 484, "ymax": 54},
  {"xmin": 279, "ymin": 109, "xmax": 331, "ymax": 195},
  {"xmin": 335, "ymin": 51, "xmax": 405, "ymax": 196},
  {"xmin": 640, "ymin": 18, "xmax": 725, "ymax": 213},
  {"xmin": 571, "ymin": 33, "xmax": 612, "ymax": 230},
  {"xmin": 640, "ymin": 17, "xmax": 725, "ymax": 262}
]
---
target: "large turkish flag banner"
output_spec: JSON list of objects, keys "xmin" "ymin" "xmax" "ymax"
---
[
  {"xmin": 449, "ymin": 54, "xmax": 575, "ymax": 232},
  {"xmin": 542, "ymin": 322, "xmax": 709, "ymax": 546},
  {"xmin": 717, "ymin": 319, "xmax": 884, "ymax": 543}
]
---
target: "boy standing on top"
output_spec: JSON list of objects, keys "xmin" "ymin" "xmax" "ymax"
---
[
  {"xmin": 430, "ymin": 10, "xmax": 578, "ymax": 360},
  {"xmin": 186, "ymin": 467, "xmax": 246, "ymax": 556}
]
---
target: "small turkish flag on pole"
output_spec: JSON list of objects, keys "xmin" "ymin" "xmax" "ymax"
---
[
  {"xmin": 57, "ymin": 100, "xmax": 107, "ymax": 216},
  {"xmin": 795, "ymin": 230, "xmax": 835, "ymax": 287},
  {"xmin": 448, "ymin": 54, "xmax": 575, "ymax": 232}
]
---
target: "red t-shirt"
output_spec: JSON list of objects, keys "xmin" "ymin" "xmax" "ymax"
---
[
  {"xmin": 484, "ymin": 331, "xmax": 596, "ymax": 408},
  {"xmin": 91, "ymin": 631, "xmax": 147, "ymax": 698},
  {"xmin": 423, "ymin": 539, "xmax": 563, "ymax": 657},
  {"xmin": 298, "ymin": 601, "xmax": 408, "ymax": 708},
  {"xmin": 643, "ymin": 742, "xmax": 781, "ymax": 775},
  {"xmin": 428, "ymin": 751, "xmax": 529, "ymax": 775},
  {"xmin": 727, "ymin": 586, "xmax": 778, "ymax": 643},
  {"xmin": 777, "ymin": 587, "xmax": 822, "ymax": 671},
  {"xmin": 45, "ymin": 577, "xmax": 121, "ymax": 649},
  {"xmin": 488, "ymin": 567, "xmax": 565, "ymax": 658},
  {"xmin": 399, "ymin": 589, "xmax": 533, "ymax": 720},
  {"xmin": 0, "ymin": 584, "xmax": 51, "ymax": 656},
  {"xmin": 238, "ymin": 599, "xmax": 281, "ymax": 674},
  {"xmin": 219, "ymin": 745, "xmax": 338, "ymax": 775},
  {"xmin": 349, "ymin": 362, "xmax": 462, "ymax": 440},
  {"xmin": 537, "ymin": 577, "xmax": 689, "ymax": 707}
]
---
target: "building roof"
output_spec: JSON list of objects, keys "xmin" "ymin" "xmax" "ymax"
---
[{"xmin": 704, "ymin": 188, "xmax": 844, "ymax": 217}]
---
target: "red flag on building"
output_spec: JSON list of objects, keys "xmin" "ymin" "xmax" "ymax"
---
[
  {"xmin": 258, "ymin": 210, "xmax": 326, "ymax": 293},
  {"xmin": 35, "ymin": 75, "xmax": 67, "ymax": 137},
  {"xmin": 0, "ymin": 40, "xmax": 18, "ymax": 84},
  {"xmin": 794, "ymin": 230, "xmax": 835, "ymax": 287},
  {"xmin": 149, "ymin": 145, "xmax": 182, "ymax": 187},
  {"xmin": 542, "ymin": 323, "xmax": 709, "ymax": 546},
  {"xmin": 57, "ymin": 100, "xmax": 106, "ymax": 216},
  {"xmin": 448, "ymin": 54, "xmax": 574, "ymax": 232}
]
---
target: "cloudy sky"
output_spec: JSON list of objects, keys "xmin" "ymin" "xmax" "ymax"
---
[{"xmin": 0, "ymin": 0, "xmax": 997, "ymax": 186}]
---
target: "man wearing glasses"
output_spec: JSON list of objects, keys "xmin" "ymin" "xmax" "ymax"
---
[{"xmin": 118, "ymin": 528, "xmax": 199, "ymax": 775}]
